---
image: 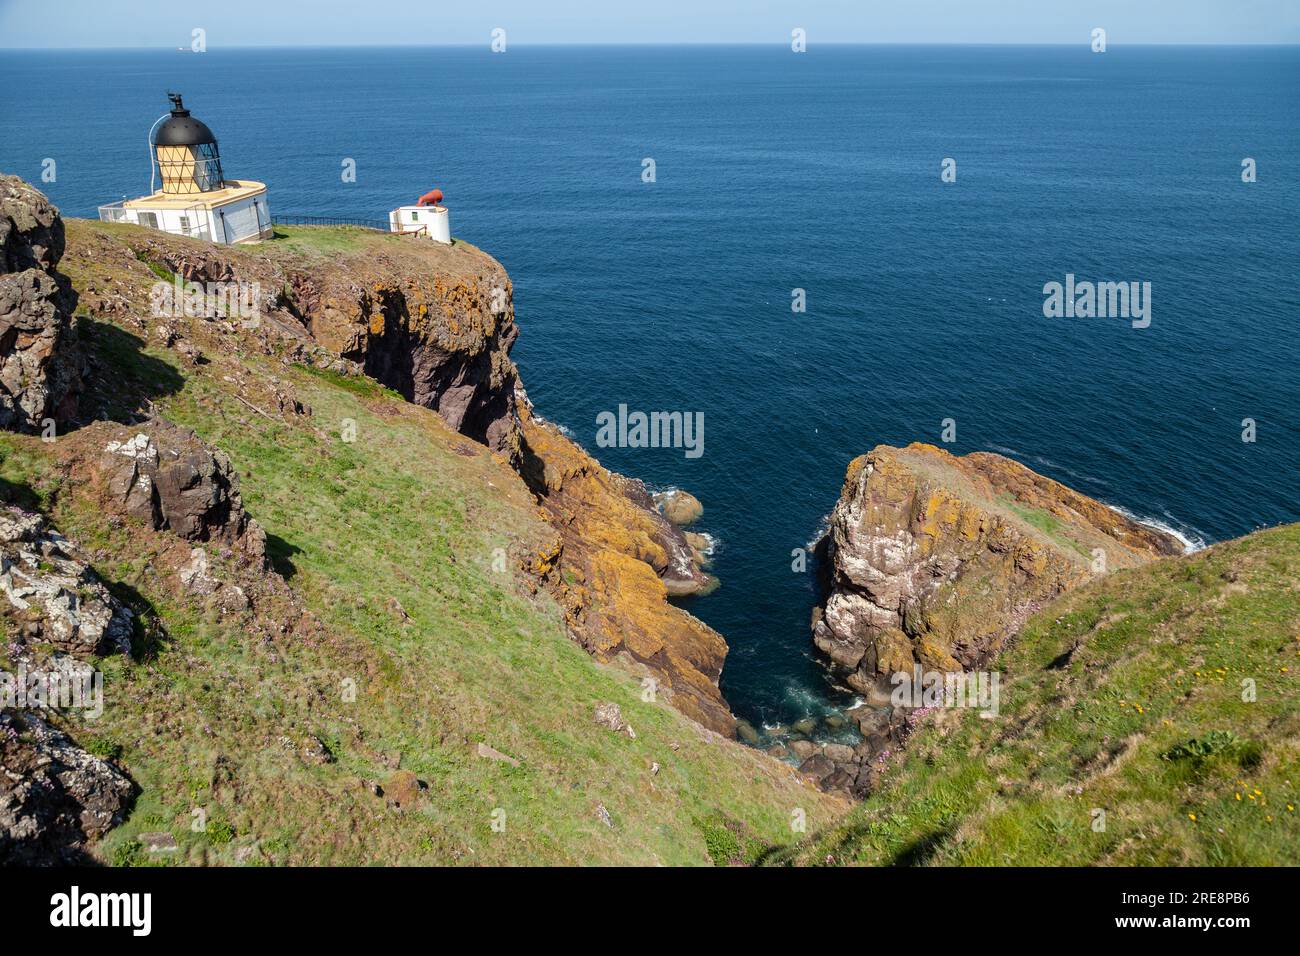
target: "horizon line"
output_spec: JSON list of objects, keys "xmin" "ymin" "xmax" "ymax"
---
[{"xmin": 3, "ymin": 40, "xmax": 1299, "ymax": 51}]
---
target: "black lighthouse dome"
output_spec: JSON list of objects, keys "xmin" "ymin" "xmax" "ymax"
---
[
  {"xmin": 152, "ymin": 92, "xmax": 224, "ymax": 194},
  {"xmin": 153, "ymin": 92, "xmax": 218, "ymax": 147}
]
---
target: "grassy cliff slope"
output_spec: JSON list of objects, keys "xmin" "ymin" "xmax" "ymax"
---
[{"xmin": 784, "ymin": 523, "xmax": 1300, "ymax": 865}]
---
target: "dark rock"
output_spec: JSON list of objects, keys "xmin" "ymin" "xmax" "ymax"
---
[
  {"xmin": 0, "ymin": 710, "xmax": 135, "ymax": 864},
  {"xmin": 0, "ymin": 174, "xmax": 64, "ymax": 273},
  {"xmin": 821, "ymin": 769, "xmax": 853, "ymax": 792},
  {"xmin": 0, "ymin": 175, "xmax": 81, "ymax": 431},
  {"xmin": 101, "ymin": 421, "xmax": 267, "ymax": 565},
  {"xmin": 798, "ymin": 753, "xmax": 835, "ymax": 781}
]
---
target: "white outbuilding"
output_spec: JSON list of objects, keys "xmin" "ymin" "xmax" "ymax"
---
[{"xmin": 389, "ymin": 188, "xmax": 451, "ymax": 244}]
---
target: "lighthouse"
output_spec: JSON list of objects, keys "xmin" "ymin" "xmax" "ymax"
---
[
  {"xmin": 389, "ymin": 188, "xmax": 451, "ymax": 244},
  {"xmin": 98, "ymin": 93, "xmax": 273, "ymax": 244}
]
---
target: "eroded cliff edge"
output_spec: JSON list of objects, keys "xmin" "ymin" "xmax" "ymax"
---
[{"xmin": 56, "ymin": 207, "xmax": 732, "ymax": 735}]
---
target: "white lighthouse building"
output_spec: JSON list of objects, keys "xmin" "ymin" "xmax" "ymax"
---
[
  {"xmin": 389, "ymin": 188, "xmax": 451, "ymax": 244},
  {"xmin": 99, "ymin": 93, "xmax": 273, "ymax": 244}
]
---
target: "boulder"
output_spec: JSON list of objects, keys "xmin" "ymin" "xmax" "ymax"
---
[
  {"xmin": 823, "ymin": 743, "xmax": 856, "ymax": 763},
  {"xmin": 656, "ymin": 489, "xmax": 703, "ymax": 526},
  {"xmin": 786, "ymin": 739, "xmax": 817, "ymax": 762},
  {"xmin": 0, "ymin": 710, "xmax": 135, "ymax": 864},
  {"xmin": 0, "ymin": 505, "xmax": 134, "ymax": 658},
  {"xmin": 101, "ymin": 420, "xmax": 267, "ymax": 564}
]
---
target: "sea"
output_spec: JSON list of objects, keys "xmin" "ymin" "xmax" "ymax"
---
[{"xmin": 2, "ymin": 44, "xmax": 1297, "ymax": 735}]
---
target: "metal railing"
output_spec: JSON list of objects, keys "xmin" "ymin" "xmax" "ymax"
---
[
  {"xmin": 98, "ymin": 201, "xmax": 129, "ymax": 223},
  {"xmin": 272, "ymin": 214, "xmax": 388, "ymax": 231}
]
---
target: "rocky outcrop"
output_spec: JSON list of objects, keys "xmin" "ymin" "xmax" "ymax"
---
[
  {"xmin": 813, "ymin": 443, "xmax": 1183, "ymax": 697},
  {"xmin": 0, "ymin": 710, "xmax": 136, "ymax": 865},
  {"xmin": 99, "ymin": 421, "xmax": 267, "ymax": 564},
  {"xmin": 0, "ymin": 506, "xmax": 134, "ymax": 659},
  {"xmin": 0, "ymin": 175, "xmax": 81, "ymax": 431},
  {"xmin": 80, "ymin": 225, "xmax": 524, "ymax": 463},
  {"xmin": 657, "ymin": 489, "xmax": 703, "ymax": 526},
  {"xmin": 521, "ymin": 412, "xmax": 732, "ymax": 735}
]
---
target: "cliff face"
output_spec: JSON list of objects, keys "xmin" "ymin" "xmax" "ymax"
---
[
  {"xmin": 813, "ymin": 443, "xmax": 1184, "ymax": 696},
  {"xmin": 520, "ymin": 410, "xmax": 732, "ymax": 735},
  {"xmin": 0, "ymin": 175, "xmax": 82, "ymax": 430},
  {"xmin": 76, "ymin": 226, "xmax": 523, "ymax": 463},
  {"xmin": 58, "ymin": 213, "xmax": 735, "ymax": 736}
]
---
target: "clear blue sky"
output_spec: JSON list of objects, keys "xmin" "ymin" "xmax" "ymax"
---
[{"xmin": 1, "ymin": 0, "xmax": 1296, "ymax": 47}]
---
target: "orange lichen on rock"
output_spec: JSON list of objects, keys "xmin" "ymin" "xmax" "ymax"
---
[
  {"xmin": 813, "ymin": 443, "xmax": 1183, "ymax": 697},
  {"xmin": 520, "ymin": 411, "xmax": 734, "ymax": 736}
]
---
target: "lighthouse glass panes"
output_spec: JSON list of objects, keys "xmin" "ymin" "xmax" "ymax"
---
[{"xmin": 157, "ymin": 142, "xmax": 224, "ymax": 195}]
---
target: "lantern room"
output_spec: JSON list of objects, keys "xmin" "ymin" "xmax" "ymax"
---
[{"xmin": 154, "ymin": 92, "xmax": 224, "ymax": 194}]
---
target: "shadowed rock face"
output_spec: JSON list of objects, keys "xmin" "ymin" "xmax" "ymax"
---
[
  {"xmin": 813, "ymin": 443, "xmax": 1183, "ymax": 697},
  {"xmin": 0, "ymin": 175, "xmax": 82, "ymax": 431},
  {"xmin": 344, "ymin": 279, "xmax": 521, "ymax": 460},
  {"xmin": 99, "ymin": 421, "xmax": 267, "ymax": 565},
  {"xmin": 0, "ymin": 710, "xmax": 136, "ymax": 865}
]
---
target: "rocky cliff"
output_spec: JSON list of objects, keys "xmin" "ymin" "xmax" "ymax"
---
[
  {"xmin": 813, "ymin": 442, "xmax": 1184, "ymax": 696},
  {"xmin": 520, "ymin": 407, "xmax": 731, "ymax": 734},
  {"xmin": 0, "ymin": 175, "xmax": 82, "ymax": 430},
  {"xmin": 0, "ymin": 178, "xmax": 844, "ymax": 864},
  {"xmin": 53, "ymin": 197, "xmax": 732, "ymax": 736}
]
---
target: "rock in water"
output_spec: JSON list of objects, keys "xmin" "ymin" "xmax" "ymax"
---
[
  {"xmin": 0, "ymin": 710, "xmax": 135, "ymax": 864},
  {"xmin": 656, "ymin": 489, "xmax": 703, "ymax": 526},
  {"xmin": 0, "ymin": 174, "xmax": 82, "ymax": 431},
  {"xmin": 812, "ymin": 443, "xmax": 1182, "ymax": 695}
]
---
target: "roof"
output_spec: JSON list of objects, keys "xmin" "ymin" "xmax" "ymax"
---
[
  {"xmin": 123, "ymin": 180, "xmax": 267, "ymax": 210},
  {"xmin": 153, "ymin": 94, "xmax": 219, "ymax": 148}
]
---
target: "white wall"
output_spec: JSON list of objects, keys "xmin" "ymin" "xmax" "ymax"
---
[{"xmin": 390, "ymin": 205, "xmax": 451, "ymax": 244}]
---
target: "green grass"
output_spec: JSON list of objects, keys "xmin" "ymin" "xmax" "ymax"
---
[
  {"xmin": 1, "ymin": 291, "xmax": 844, "ymax": 865},
  {"xmin": 775, "ymin": 524, "xmax": 1300, "ymax": 865},
  {"xmin": 265, "ymin": 225, "xmax": 402, "ymax": 256}
]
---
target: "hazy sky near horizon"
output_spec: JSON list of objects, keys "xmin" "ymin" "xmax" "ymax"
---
[{"xmin": 1, "ymin": 0, "xmax": 1297, "ymax": 47}]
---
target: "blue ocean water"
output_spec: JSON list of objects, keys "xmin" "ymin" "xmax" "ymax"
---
[{"xmin": 2, "ymin": 45, "xmax": 1297, "ymax": 731}]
